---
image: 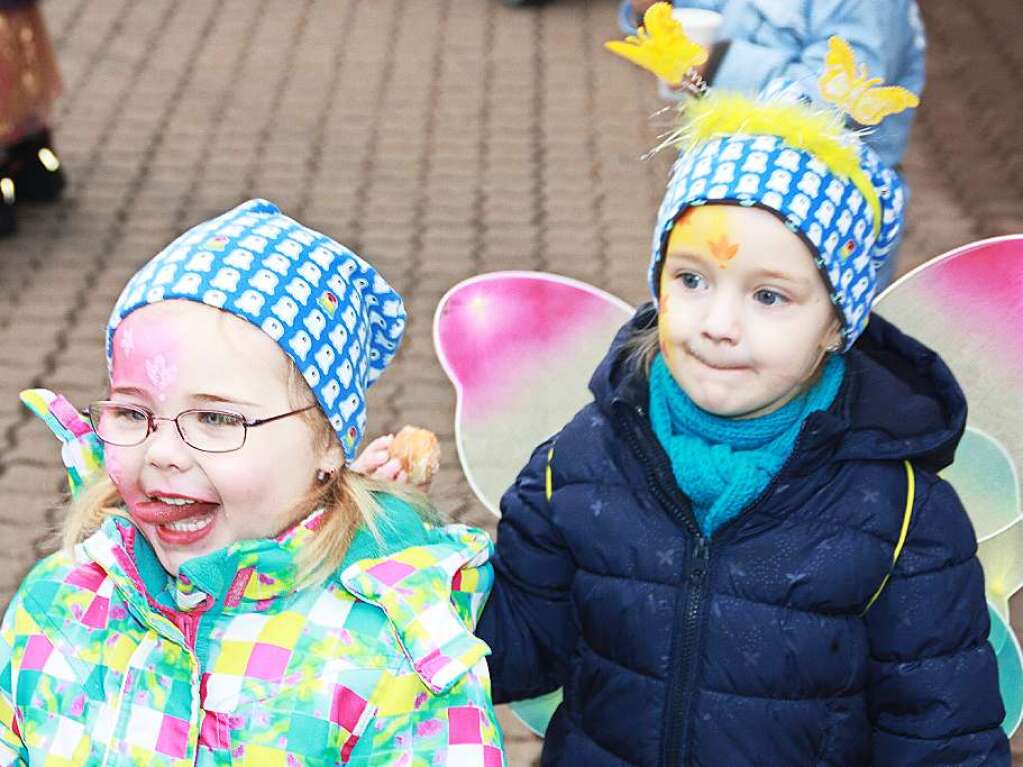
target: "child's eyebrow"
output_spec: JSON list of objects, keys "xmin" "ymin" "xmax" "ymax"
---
[
  {"xmin": 109, "ymin": 385, "xmax": 151, "ymax": 399},
  {"xmin": 664, "ymin": 253, "xmax": 812, "ymax": 288},
  {"xmin": 109, "ymin": 386, "xmax": 259, "ymax": 408},
  {"xmin": 191, "ymin": 393, "xmax": 261, "ymax": 408},
  {"xmin": 664, "ymin": 250, "xmax": 708, "ymax": 264},
  {"xmin": 755, "ymin": 269, "xmax": 812, "ymax": 288}
]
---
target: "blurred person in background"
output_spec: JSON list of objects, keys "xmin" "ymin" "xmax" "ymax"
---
[{"xmin": 0, "ymin": 0, "xmax": 66, "ymax": 237}]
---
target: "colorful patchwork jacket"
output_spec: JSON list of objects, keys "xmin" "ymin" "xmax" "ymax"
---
[{"xmin": 0, "ymin": 497, "xmax": 505, "ymax": 765}]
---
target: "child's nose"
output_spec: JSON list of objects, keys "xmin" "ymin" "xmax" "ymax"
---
[
  {"xmin": 143, "ymin": 419, "xmax": 194, "ymax": 471},
  {"xmin": 701, "ymin": 293, "xmax": 742, "ymax": 345}
]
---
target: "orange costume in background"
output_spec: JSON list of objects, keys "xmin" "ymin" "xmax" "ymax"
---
[
  {"xmin": 0, "ymin": 0, "xmax": 66, "ymax": 236},
  {"xmin": 0, "ymin": 2, "xmax": 62, "ymax": 145}
]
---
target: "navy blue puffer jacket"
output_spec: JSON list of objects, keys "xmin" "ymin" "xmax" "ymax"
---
[{"xmin": 477, "ymin": 305, "xmax": 1009, "ymax": 766}]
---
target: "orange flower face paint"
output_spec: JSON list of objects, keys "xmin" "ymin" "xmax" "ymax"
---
[
  {"xmin": 708, "ymin": 234, "xmax": 740, "ymax": 268},
  {"xmin": 669, "ymin": 206, "xmax": 740, "ymax": 269}
]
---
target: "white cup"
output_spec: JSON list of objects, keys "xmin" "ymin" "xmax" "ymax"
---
[{"xmin": 657, "ymin": 8, "xmax": 724, "ymax": 102}]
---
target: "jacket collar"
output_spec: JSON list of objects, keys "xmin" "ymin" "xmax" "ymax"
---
[
  {"xmin": 80, "ymin": 499, "xmax": 496, "ymax": 694},
  {"xmin": 83, "ymin": 510, "xmax": 327, "ymax": 614}
]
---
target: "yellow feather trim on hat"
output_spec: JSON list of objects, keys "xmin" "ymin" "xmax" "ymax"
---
[{"xmin": 666, "ymin": 92, "xmax": 882, "ymax": 235}]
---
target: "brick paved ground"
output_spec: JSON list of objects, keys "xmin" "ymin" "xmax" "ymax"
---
[{"xmin": 0, "ymin": 1, "xmax": 1020, "ymax": 763}]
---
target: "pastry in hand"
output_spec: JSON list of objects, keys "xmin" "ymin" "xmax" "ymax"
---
[{"xmin": 389, "ymin": 426, "xmax": 440, "ymax": 485}]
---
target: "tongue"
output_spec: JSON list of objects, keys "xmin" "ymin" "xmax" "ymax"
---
[{"xmin": 132, "ymin": 500, "xmax": 219, "ymax": 525}]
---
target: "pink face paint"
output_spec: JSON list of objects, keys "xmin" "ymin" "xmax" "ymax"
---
[
  {"xmin": 118, "ymin": 325, "xmax": 135, "ymax": 360},
  {"xmin": 104, "ymin": 448, "xmax": 149, "ymax": 524},
  {"xmin": 144, "ymin": 355, "xmax": 178, "ymax": 402},
  {"xmin": 110, "ymin": 311, "xmax": 181, "ymax": 402}
]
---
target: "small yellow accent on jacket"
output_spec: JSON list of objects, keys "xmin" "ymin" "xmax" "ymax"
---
[
  {"xmin": 546, "ymin": 447, "xmax": 555, "ymax": 502},
  {"xmin": 862, "ymin": 461, "xmax": 915, "ymax": 614}
]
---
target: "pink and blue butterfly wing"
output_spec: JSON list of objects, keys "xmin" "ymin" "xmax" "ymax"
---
[
  {"xmin": 876, "ymin": 235, "xmax": 1023, "ymax": 735},
  {"xmin": 434, "ymin": 271, "xmax": 633, "ymax": 734}
]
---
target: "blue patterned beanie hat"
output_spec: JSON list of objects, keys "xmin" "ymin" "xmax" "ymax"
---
[
  {"xmin": 106, "ymin": 199, "xmax": 406, "ymax": 460},
  {"xmin": 650, "ymin": 81, "xmax": 907, "ymax": 351}
]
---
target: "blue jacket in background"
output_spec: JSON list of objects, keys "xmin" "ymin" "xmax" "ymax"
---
[
  {"xmin": 478, "ymin": 305, "xmax": 1008, "ymax": 766},
  {"xmin": 619, "ymin": 0, "xmax": 926, "ymax": 168}
]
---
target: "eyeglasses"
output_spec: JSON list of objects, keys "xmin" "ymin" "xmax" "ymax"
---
[{"xmin": 86, "ymin": 401, "xmax": 316, "ymax": 454}]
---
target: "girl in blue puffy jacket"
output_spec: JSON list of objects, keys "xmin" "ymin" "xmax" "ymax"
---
[{"xmin": 472, "ymin": 72, "xmax": 1010, "ymax": 765}]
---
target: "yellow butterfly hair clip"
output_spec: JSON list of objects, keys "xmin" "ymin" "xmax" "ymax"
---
[
  {"xmin": 604, "ymin": 2, "xmax": 709, "ymax": 89},
  {"xmin": 818, "ymin": 36, "xmax": 920, "ymax": 126}
]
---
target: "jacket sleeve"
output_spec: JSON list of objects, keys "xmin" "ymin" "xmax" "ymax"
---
[
  {"xmin": 712, "ymin": 1, "xmax": 888, "ymax": 92},
  {"xmin": 340, "ymin": 525, "xmax": 506, "ymax": 764},
  {"xmin": 476, "ymin": 437, "xmax": 578, "ymax": 704},
  {"xmin": 342, "ymin": 534, "xmax": 506, "ymax": 766},
  {"xmin": 0, "ymin": 597, "xmax": 29, "ymax": 766},
  {"xmin": 707, "ymin": 0, "xmax": 924, "ymax": 166},
  {"xmin": 865, "ymin": 475, "xmax": 1010, "ymax": 765}
]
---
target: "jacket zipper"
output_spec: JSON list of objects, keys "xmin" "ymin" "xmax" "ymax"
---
[
  {"xmin": 612, "ymin": 378, "xmax": 831, "ymax": 763},
  {"xmin": 175, "ymin": 607, "xmax": 207, "ymax": 651},
  {"xmin": 616, "ymin": 400, "xmax": 813, "ymax": 765},
  {"xmin": 614, "ymin": 400, "xmax": 710, "ymax": 767}
]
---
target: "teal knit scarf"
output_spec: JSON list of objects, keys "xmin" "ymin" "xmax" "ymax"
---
[{"xmin": 648, "ymin": 353, "xmax": 845, "ymax": 538}]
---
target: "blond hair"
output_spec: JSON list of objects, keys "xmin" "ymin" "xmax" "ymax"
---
[
  {"xmin": 623, "ymin": 322, "xmax": 662, "ymax": 378},
  {"xmin": 63, "ymin": 362, "xmax": 435, "ymax": 588}
]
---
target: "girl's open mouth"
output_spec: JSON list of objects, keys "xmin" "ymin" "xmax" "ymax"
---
[{"xmin": 133, "ymin": 493, "xmax": 220, "ymax": 545}]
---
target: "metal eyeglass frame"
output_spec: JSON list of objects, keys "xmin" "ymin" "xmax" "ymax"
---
[{"xmin": 85, "ymin": 401, "xmax": 317, "ymax": 453}]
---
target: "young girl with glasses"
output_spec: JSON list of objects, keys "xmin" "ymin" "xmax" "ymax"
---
[{"xmin": 0, "ymin": 199, "xmax": 506, "ymax": 765}]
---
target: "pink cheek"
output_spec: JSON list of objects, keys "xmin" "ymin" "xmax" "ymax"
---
[
  {"xmin": 103, "ymin": 450, "xmax": 144, "ymax": 507},
  {"xmin": 196, "ymin": 461, "xmax": 247, "ymax": 505},
  {"xmin": 104, "ymin": 450, "xmax": 126, "ymax": 485}
]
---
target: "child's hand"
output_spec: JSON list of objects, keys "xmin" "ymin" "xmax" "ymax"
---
[
  {"xmin": 350, "ymin": 434, "xmax": 407, "ymax": 483},
  {"xmin": 350, "ymin": 429, "xmax": 440, "ymax": 492}
]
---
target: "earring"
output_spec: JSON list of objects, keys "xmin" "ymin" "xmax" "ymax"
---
[
  {"xmin": 825, "ymin": 342, "xmax": 842, "ymax": 354},
  {"xmin": 316, "ymin": 469, "xmax": 334, "ymax": 483}
]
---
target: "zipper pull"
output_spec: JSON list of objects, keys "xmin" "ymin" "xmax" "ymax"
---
[{"xmin": 688, "ymin": 538, "xmax": 709, "ymax": 583}]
